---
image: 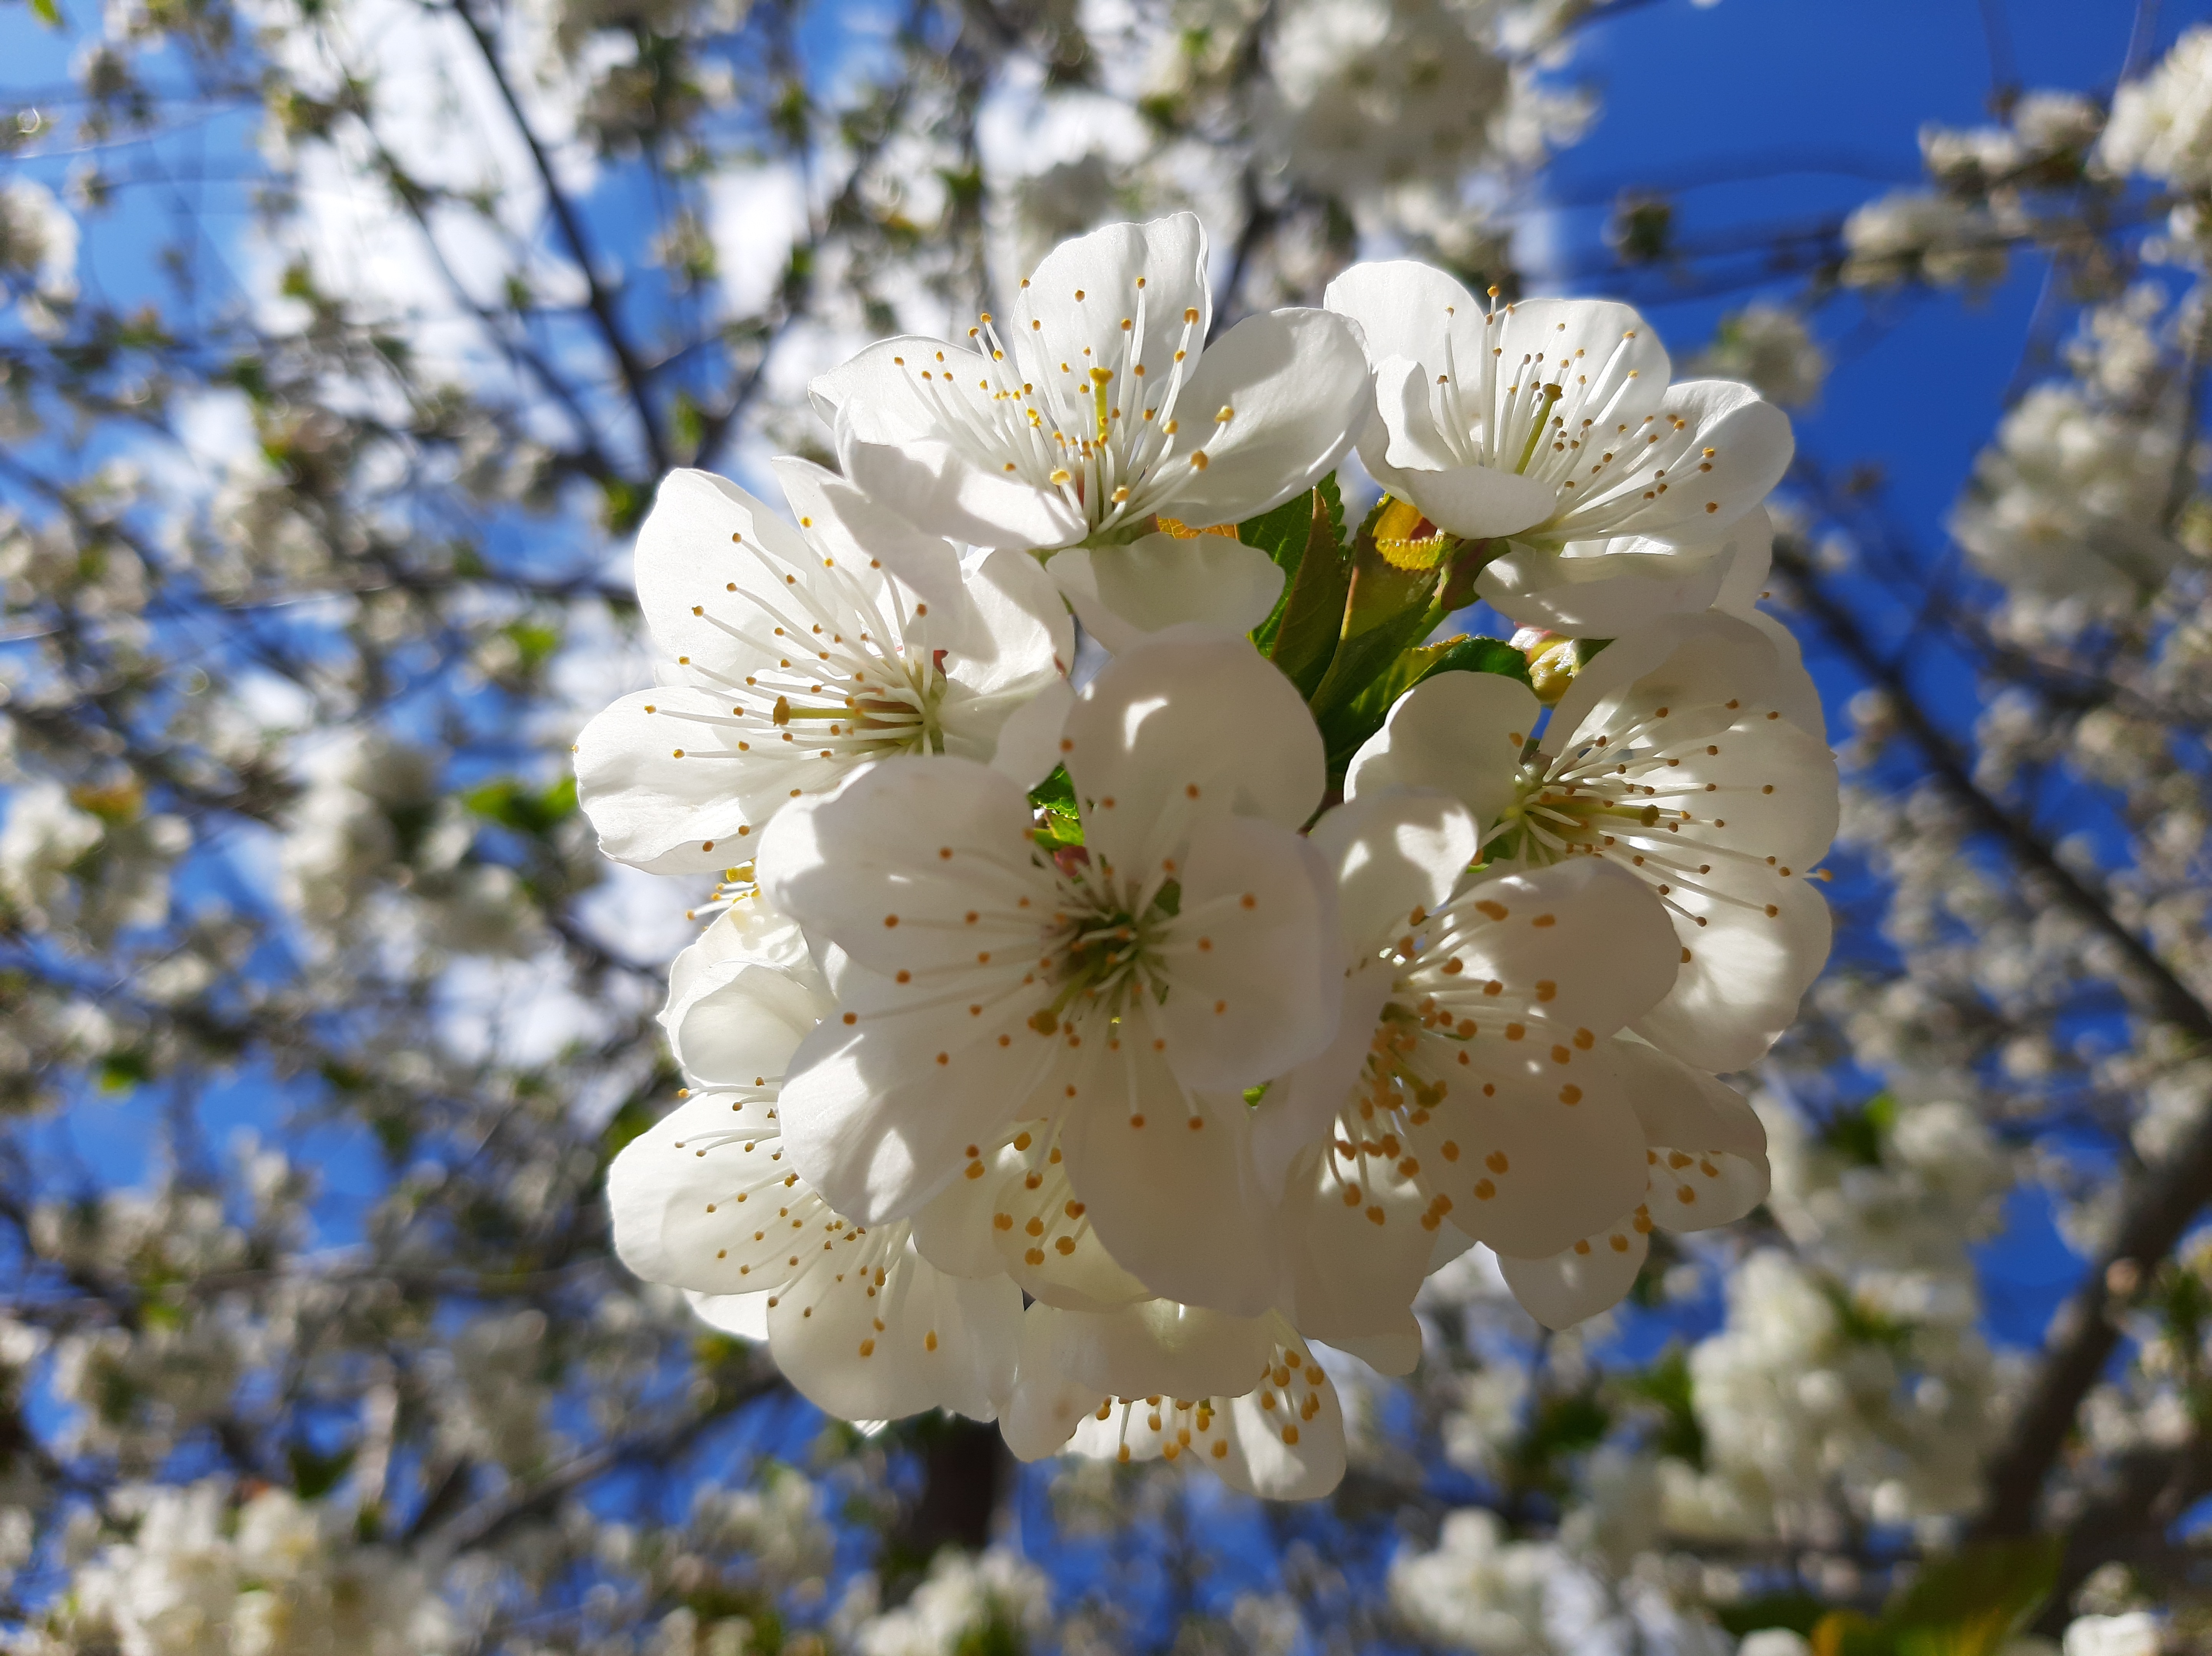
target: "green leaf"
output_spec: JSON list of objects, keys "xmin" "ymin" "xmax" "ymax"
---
[
  {"xmin": 465, "ymin": 775, "xmax": 579, "ymax": 838},
  {"xmin": 1263, "ymin": 486, "xmax": 1353, "ymax": 697},
  {"xmin": 97, "ymin": 1049, "xmax": 151, "ymax": 1095},
  {"xmin": 1717, "ymin": 1595, "xmax": 1830, "ymax": 1639},
  {"xmin": 1242, "ymin": 475, "xmax": 1338, "ymax": 652},
  {"xmin": 1028, "ymin": 765, "xmax": 1083, "ymax": 850},
  {"xmin": 289, "ymin": 1443, "xmax": 356, "ymax": 1500},
  {"xmin": 1812, "ymin": 1611, "xmax": 1894, "ymax": 1656},
  {"xmin": 28, "ymin": 0, "xmax": 61, "ymax": 27},
  {"xmin": 1886, "ymin": 1538, "xmax": 2061, "ymax": 1656},
  {"xmin": 1305, "ymin": 498, "xmax": 1450, "ymax": 745},
  {"xmin": 1624, "ymin": 1346, "xmax": 1705, "ymax": 1469}
]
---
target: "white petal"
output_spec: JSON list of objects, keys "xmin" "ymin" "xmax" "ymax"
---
[
  {"xmin": 982, "ymin": 675, "xmax": 1075, "ymax": 791},
  {"xmin": 772, "ymin": 993, "xmax": 1055, "ymax": 1225},
  {"xmin": 1611, "ymin": 1037, "xmax": 1764, "ymax": 1158},
  {"xmin": 1048, "ymin": 533, "xmax": 1285, "ymax": 654},
  {"xmin": 985, "ymin": 1133, "xmax": 1151, "ymax": 1312},
  {"xmin": 772, "ymin": 454, "xmax": 972, "ymax": 641},
  {"xmin": 1059, "ymin": 1011, "xmax": 1283, "ymax": 1317},
  {"xmin": 663, "ymin": 961, "xmax": 824, "ymax": 1089},
  {"xmin": 1710, "ymin": 503, "xmax": 1775, "ymax": 614},
  {"xmin": 667, "ymin": 898, "xmax": 812, "ymax": 993},
  {"xmin": 1271, "ymin": 1131, "xmax": 1437, "ymax": 1348},
  {"xmin": 606, "ymin": 1091, "xmax": 823, "ymax": 1295},
  {"xmin": 1474, "ymin": 511, "xmax": 1759, "ymax": 637},
  {"xmin": 1001, "ymin": 1304, "xmax": 1107, "ymax": 1461},
  {"xmin": 685, "ymin": 1288, "xmax": 771, "ymax": 1341},
  {"xmin": 1032, "ymin": 1300, "xmax": 1277, "ymax": 1400},
  {"xmin": 769, "ymin": 1235, "xmax": 1022, "ymax": 1423},
  {"xmin": 1154, "ymin": 814, "xmax": 1340, "ymax": 1093},
  {"xmin": 1162, "ymin": 309, "xmax": 1373, "ymax": 527},
  {"xmin": 906, "ymin": 1145, "xmax": 1010, "ymax": 1280},
  {"xmin": 1616, "ymin": 379, "xmax": 1794, "ymax": 544},
  {"xmin": 1253, "ymin": 962, "xmax": 1395, "ymax": 1198},
  {"xmin": 758, "ymin": 757, "xmax": 1044, "ymax": 982},
  {"xmin": 632, "ymin": 469, "xmax": 820, "ymax": 669},
  {"xmin": 575, "ymin": 687, "xmax": 762, "ymax": 873},
  {"xmin": 1634, "ymin": 873, "xmax": 1831, "ymax": 1072},
  {"xmin": 1217, "ymin": 1370, "xmax": 1345, "ymax": 1499},
  {"xmin": 1548, "ymin": 611, "xmax": 1778, "ymax": 753},
  {"xmin": 1497, "ymin": 296, "xmax": 1673, "ymax": 435},
  {"xmin": 957, "ymin": 546, "xmax": 1074, "ymax": 696},
  {"xmin": 1323, "ymin": 259, "xmax": 1483, "ymax": 374},
  {"xmin": 1495, "ymin": 1222, "xmax": 1648, "ymax": 1329},
  {"xmin": 1710, "ymin": 508, "xmax": 1827, "ymax": 739},
  {"xmin": 1371, "ymin": 356, "xmax": 1462, "ymax": 473},
  {"xmin": 841, "ymin": 426, "xmax": 1087, "ymax": 551},
  {"xmin": 1062, "ymin": 626, "xmax": 1325, "ymax": 878},
  {"xmin": 1016, "ymin": 214, "xmax": 1211, "ymax": 406},
  {"xmin": 1439, "ymin": 859, "xmax": 1682, "ymax": 1033},
  {"xmin": 1344, "ymin": 671, "xmax": 1540, "ymax": 838},
  {"xmin": 1409, "ymin": 1056, "xmax": 1651, "ymax": 1260},
  {"xmin": 1306, "ymin": 791, "xmax": 1482, "ymax": 959},
  {"xmin": 1401, "ymin": 464, "xmax": 1559, "ymax": 540},
  {"xmin": 1323, "ymin": 1328, "xmax": 1421, "ymax": 1378}
]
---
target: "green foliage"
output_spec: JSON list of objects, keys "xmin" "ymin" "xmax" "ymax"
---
[
  {"xmin": 1623, "ymin": 1346, "xmax": 1705, "ymax": 1469},
  {"xmin": 1718, "ymin": 1595, "xmax": 1830, "ymax": 1638},
  {"xmin": 1823, "ymin": 1091, "xmax": 1897, "ymax": 1168},
  {"xmin": 1241, "ymin": 477, "xmax": 1339, "ymax": 653},
  {"xmin": 1785, "ymin": 1539, "xmax": 2063, "ymax": 1656},
  {"xmin": 1260, "ymin": 484, "xmax": 1354, "ymax": 698},
  {"xmin": 1027, "ymin": 765, "xmax": 1082, "ymax": 850},
  {"xmin": 288, "ymin": 1442, "xmax": 356, "ymax": 1500},
  {"xmin": 465, "ymin": 774, "xmax": 578, "ymax": 837},
  {"xmin": 96, "ymin": 1048, "xmax": 151, "ymax": 1095}
]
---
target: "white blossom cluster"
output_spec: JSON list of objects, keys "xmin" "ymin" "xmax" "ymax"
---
[
  {"xmin": 585, "ymin": 212, "xmax": 1833, "ymax": 1501},
  {"xmin": 13, "ymin": 0, "xmax": 2212, "ymax": 1639}
]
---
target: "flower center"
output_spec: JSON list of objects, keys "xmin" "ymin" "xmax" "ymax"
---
[
  {"xmin": 1030, "ymin": 871, "xmax": 1179, "ymax": 1030},
  {"xmin": 1500, "ymin": 758, "xmax": 1667, "ymax": 864}
]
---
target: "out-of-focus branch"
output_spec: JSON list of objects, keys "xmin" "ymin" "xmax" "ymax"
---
[
  {"xmin": 426, "ymin": 1358, "xmax": 786, "ymax": 1556},
  {"xmin": 446, "ymin": 0, "xmax": 669, "ymax": 477},
  {"xmin": 1770, "ymin": 537, "xmax": 2212, "ymax": 1539}
]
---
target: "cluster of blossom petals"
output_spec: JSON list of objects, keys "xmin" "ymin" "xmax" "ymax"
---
[{"xmin": 586, "ymin": 213, "xmax": 1838, "ymax": 1498}]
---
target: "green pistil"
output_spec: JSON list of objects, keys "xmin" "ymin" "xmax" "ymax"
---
[{"xmin": 1514, "ymin": 383, "xmax": 1565, "ymax": 475}]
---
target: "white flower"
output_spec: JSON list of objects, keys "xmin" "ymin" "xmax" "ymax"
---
[
  {"xmin": 1839, "ymin": 190, "xmax": 2009, "ymax": 289},
  {"xmin": 1949, "ymin": 383, "xmax": 2182, "ymax": 602},
  {"xmin": 759, "ymin": 628, "xmax": 1340, "ymax": 1317},
  {"xmin": 2101, "ymin": 27, "xmax": 2212, "ymax": 191},
  {"xmin": 810, "ymin": 214, "xmax": 1373, "ymax": 553},
  {"xmin": 0, "ymin": 780, "xmax": 105, "ymax": 934},
  {"xmin": 2063, "ymin": 1612, "xmax": 2164, "ymax": 1656},
  {"xmin": 0, "ymin": 179, "xmax": 78, "ymax": 335},
  {"xmin": 1258, "ymin": 0, "xmax": 1512, "ymax": 195},
  {"xmin": 1491, "ymin": 1041, "xmax": 1769, "ymax": 1329},
  {"xmin": 853, "ymin": 1547, "xmax": 1053, "ymax": 1656},
  {"xmin": 608, "ymin": 900, "xmax": 1022, "ymax": 1424},
  {"xmin": 575, "ymin": 460, "xmax": 1073, "ymax": 875},
  {"xmin": 1691, "ymin": 302, "xmax": 1828, "ymax": 410},
  {"xmin": 1348, "ymin": 614, "xmax": 1837, "ymax": 1072},
  {"xmin": 1000, "ymin": 1300, "xmax": 1348, "ymax": 1500},
  {"xmin": 1387, "ymin": 1508, "xmax": 1566, "ymax": 1654},
  {"xmin": 1258, "ymin": 791, "xmax": 1684, "ymax": 1341},
  {"xmin": 1322, "ymin": 263, "xmax": 1792, "ymax": 556}
]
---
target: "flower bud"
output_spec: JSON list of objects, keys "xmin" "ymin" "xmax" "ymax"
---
[{"xmin": 1510, "ymin": 627, "xmax": 1591, "ymax": 705}]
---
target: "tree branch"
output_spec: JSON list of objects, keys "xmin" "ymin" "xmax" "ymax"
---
[
  {"xmin": 1770, "ymin": 538, "xmax": 2212, "ymax": 1537},
  {"xmin": 447, "ymin": 0, "xmax": 669, "ymax": 477}
]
